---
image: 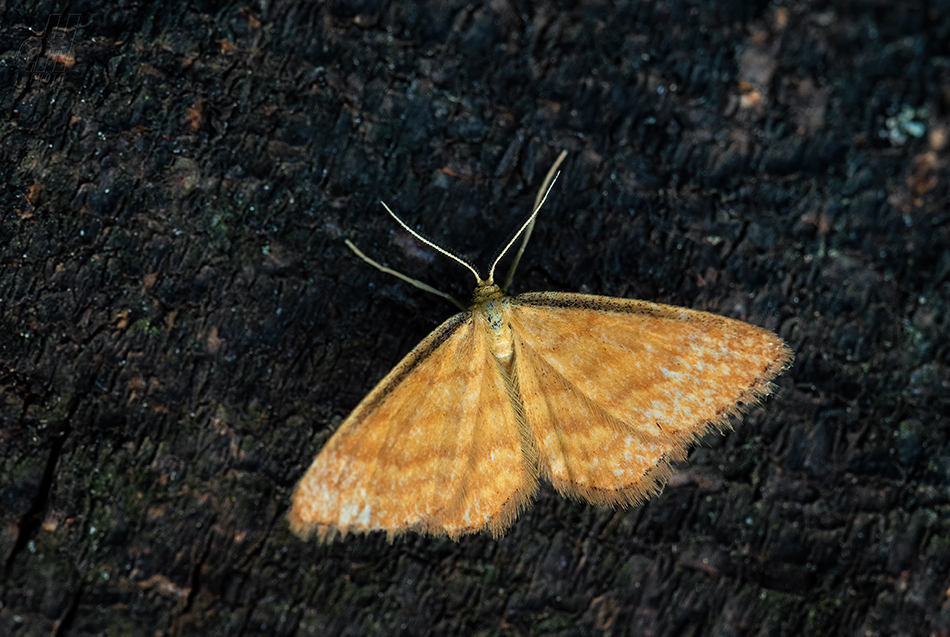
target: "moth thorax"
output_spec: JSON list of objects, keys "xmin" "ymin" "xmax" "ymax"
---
[{"xmin": 481, "ymin": 298, "xmax": 514, "ymax": 364}]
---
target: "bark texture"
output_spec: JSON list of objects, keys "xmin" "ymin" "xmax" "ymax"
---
[{"xmin": 1, "ymin": 1, "xmax": 949, "ymax": 635}]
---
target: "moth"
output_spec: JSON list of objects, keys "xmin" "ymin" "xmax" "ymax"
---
[{"xmin": 290, "ymin": 151, "xmax": 792, "ymax": 541}]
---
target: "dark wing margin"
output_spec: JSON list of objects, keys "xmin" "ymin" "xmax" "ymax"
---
[{"xmin": 349, "ymin": 311, "xmax": 473, "ymax": 419}]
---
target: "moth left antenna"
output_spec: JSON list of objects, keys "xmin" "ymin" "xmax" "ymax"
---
[{"xmin": 380, "ymin": 202, "xmax": 484, "ymax": 284}]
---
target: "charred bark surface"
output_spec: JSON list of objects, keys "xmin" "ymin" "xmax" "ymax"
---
[{"xmin": 1, "ymin": 1, "xmax": 948, "ymax": 635}]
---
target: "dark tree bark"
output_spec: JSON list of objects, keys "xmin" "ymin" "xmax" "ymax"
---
[{"xmin": 2, "ymin": 1, "xmax": 949, "ymax": 635}]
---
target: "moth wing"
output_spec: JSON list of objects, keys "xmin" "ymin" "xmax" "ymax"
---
[
  {"xmin": 290, "ymin": 311, "xmax": 535, "ymax": 541},
  {"xmin": 507, "ymin": 292, "xmax": 792, "ymax": 506}
]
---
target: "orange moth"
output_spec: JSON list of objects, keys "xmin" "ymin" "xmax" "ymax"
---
[{"xmin": 289, "ymin": 151, "xmax": 792, "ymax": 542}]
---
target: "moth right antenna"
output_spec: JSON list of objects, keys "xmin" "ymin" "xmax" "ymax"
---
[{"xmin": 499, "ymin": 149, "xmax": 568, "ymax": 292}]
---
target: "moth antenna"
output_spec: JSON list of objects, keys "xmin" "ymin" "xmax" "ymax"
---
[
  {"xmin": 381, "ymin": 202, "xmax": 485, "ymax": 284},
  {"xmin": 491, "ymin": 150, "xmax": 567, "ymax": 289}
]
